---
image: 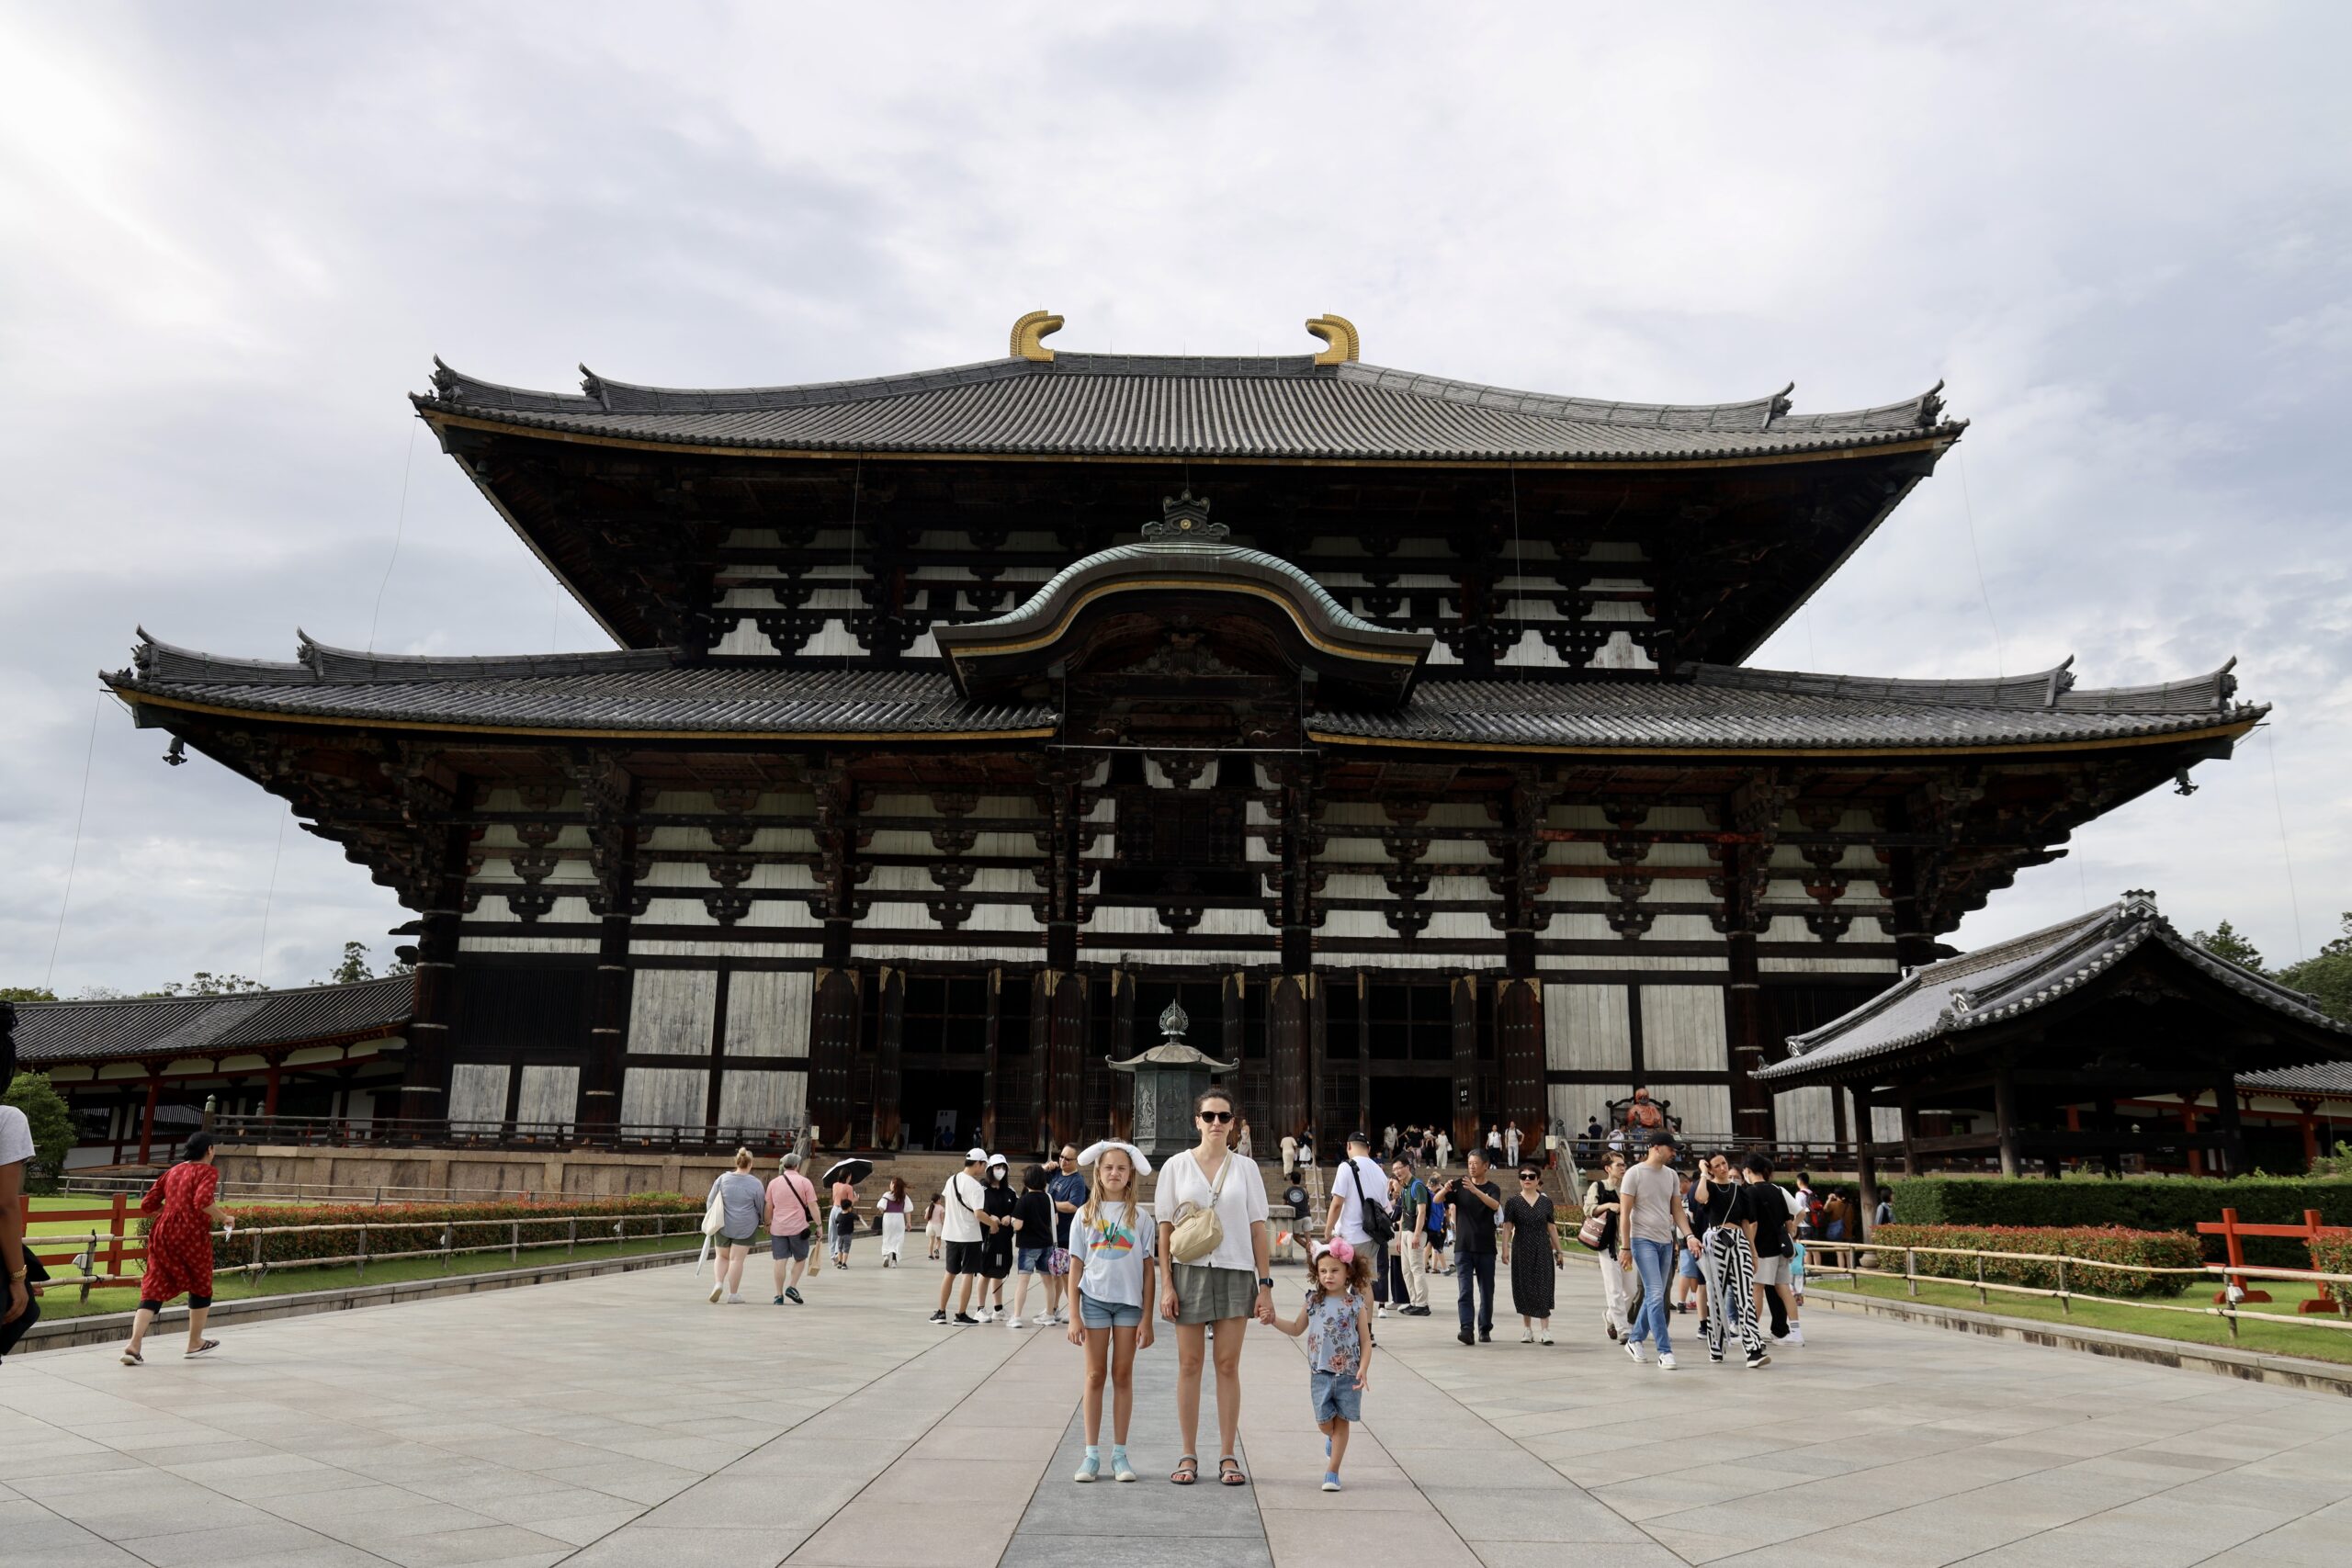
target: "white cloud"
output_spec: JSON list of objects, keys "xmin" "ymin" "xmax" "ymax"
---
[{"xmin": 3, "ymin": 1, "xmax": 2346, "ymax": 991}]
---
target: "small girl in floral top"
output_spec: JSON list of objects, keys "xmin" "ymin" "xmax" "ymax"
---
[{"xmin": 1272, "ymin": 1240, "xmax": 1373, "ymax": 1492}]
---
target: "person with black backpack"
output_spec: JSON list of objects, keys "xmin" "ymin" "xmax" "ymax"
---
[{"xmin": 1323, "ymin": 1134, "xmax": 1396, "ymax": 1315}]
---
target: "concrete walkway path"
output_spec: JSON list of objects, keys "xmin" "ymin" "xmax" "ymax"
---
[{"xmin": 4, "ymin": 1255, "xmax": 2349, "ymax": 1565}]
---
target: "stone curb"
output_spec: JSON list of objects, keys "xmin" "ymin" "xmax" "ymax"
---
[
  {"xmin": 13, "ymin": 1247, "xmax": 698, "ymax": 1355},
  {"xmin": 1807, "ymin": 1286, "xmax": 2352, "ymax": 1397}
]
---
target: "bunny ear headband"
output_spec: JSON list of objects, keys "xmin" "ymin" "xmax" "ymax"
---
[{"xmin": 1076, "ymin": 1139, "xmax": 1154, "ymax": 1178}]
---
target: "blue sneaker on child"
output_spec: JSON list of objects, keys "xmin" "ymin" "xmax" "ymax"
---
[
  {"xmin": 1073, "ymin": 1447, "xmax": 1100, "ymax": 1483},
  {"xmin": 1112, "ymin": 1447, "xmax": 1136, "ymax": 1483},
  {"xmin": 1321, "ymin": 1471, "xmax": 1343, "ymax": 1492}
]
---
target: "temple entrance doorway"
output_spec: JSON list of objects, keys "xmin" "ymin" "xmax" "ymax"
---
[{"xmin": 901, "ymin": 1068, "xmax": 984, "ymax": 1152}]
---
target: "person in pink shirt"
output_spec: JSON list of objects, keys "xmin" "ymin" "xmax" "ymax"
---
[{"xmin": 764, "ymin": 1153, "xmax": 820, "ymax": 1305}]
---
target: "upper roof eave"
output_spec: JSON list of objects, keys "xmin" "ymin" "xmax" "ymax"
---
[{"xmin": 413, "ymin": 353, "xmax": 1967, "ymax": 466}]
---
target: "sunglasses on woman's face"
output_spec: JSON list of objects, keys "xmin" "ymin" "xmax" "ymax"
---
[
  {"xmin": 1519, "ymin": 1172, "xmax": 1541, "ymax": 1182},
  {"xmin": 1197, "ymin": 1110, "xmax": 1234, "ymax": 1124}
]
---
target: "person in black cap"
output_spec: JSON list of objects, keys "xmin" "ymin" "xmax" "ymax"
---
[{"xmin": 1616, "ymin": 1131, "xmax": 1689, "ymax": 1371}]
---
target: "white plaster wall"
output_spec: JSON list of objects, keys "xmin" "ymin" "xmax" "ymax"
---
[
  {"xmin": 629, "ymin": 971, "xmax": 718, "ymax": 1055},
  {"xmin": 1545, "ymin": 983, "xmax": 1632, "ymax": 1072}
]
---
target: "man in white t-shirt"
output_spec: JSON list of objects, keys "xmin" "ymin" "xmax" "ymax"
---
[
  {"xmin": 1325, "ymin": 1132, "xmax": 1395, "ymax": 1313},
  {"xmin": 931, "ymin": 1148, "xmax": 991, "ymax": 1325},
  {"xmin": 2, "ymin": 1090, "xmax": 37, "ymax": 1360}
]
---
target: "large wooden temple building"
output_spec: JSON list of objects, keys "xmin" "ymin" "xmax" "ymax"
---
[{"xmin": 104, "ymin": 312, "xmax": 2268, "ymax": 1157}]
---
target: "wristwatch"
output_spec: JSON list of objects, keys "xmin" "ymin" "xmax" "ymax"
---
[{"xmin": 1258, "ymin": 1276, "xmax": 1274, "ymax": 1290}]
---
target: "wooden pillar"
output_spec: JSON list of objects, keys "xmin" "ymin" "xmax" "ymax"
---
[
  {"xmin": 399, "ymin": 776, "xmax": 476, "ymax": 1128},
  {"xmin": 1496, "ymin": 977, "xmax": 1545, "ymax": 1145},
  {"xmin": 1450, "ymin": 974, "xmax": 1479, "ymax": 1152},
  {"xmin": 2296, "ymin": 1100, "xmax": 2322, "ymax": 1170},
  {"xmin": 1266, "ymin": 974, "xmax": 1313, "ymax": 1149},
  {"xmin": 264, "ymin": 1054, "xmax": 284, "ymax": 1120},
  {"xmin": 980, "ymin": 966, "xmax": 1002, "ymax": 1151},
  {"xmin": 1899, "ymin": 1091, "xmax": 1919, "ymax": 1178},
  {"xmin": 808, "ymin": 966, "xmax": 861, "ymax": 1146},
  {"xmin": 2181, "ymin": 1104, "xmax": 2203, "ymax": 1175},
  {"xmin": 137, "ymin": 1074, "xmax": 162, "ymax": 1165},
  {"xmin": 1031, "ymin": 969, "xmax": 1088, "ymax": 1156},
  {"xmin": 2213, "ymin": 1077, "xmax": 2245, "ymax": 1178},
  {"xmin": 873, "ymin": 965, "xmax": 904, "ymax": 1150},
  {"xmin": 1994, "ymin": 1062, "xmax": 2020, "ymax": 1179},
  {"xmin": 1725, "ymin": 929, "xmax": 1773, "ymax": 1140},
  {"xmin": 1849, "ymin": 1085, "xmax": 1879, "ymax": 1240},
  {"xmin": 2094, "ymin": 1096, "xmax": 2120, "ymax": 1178}
]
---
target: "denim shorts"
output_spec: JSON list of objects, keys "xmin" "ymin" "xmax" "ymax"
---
[
  {"xmin": 1678, "ymin": 1247, "xmax": 1702, "ymax": 1280},
  {"xmin": 1017, "ymin": 1247, "xmax": 1047, "ymax": 1275},
  {"xmin": 1310, "ymin": 1369, "xmax": 1363, "ymax": 1424},
  {"xmin": 1078, "ymin": 1293, "xmax": 1143, "ymax": 1329}
]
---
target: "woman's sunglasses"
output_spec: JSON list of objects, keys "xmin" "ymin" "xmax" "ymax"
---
[
  {"xmin": 1197, "ymin": 1110, "xmax": 1234, "ymax": 1124},
  {"xmin": 1518, "ymin": 1172, "xmax": 1542, "ymax": 1182}
]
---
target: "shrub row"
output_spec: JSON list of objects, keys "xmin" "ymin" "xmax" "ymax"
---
[
  {"xmin": 1871, "ymin": 1224, "xmax": 2202, "ymax": 1299},
  {"xmin": 150, "ymin": 1192, "xmax": 705, "ymax": 1269},
  {"xmin": 1889, "ymin": 1178, "xmax": 2349, "ymax": 1268},
  {"xmin": 2311, "ymin": 1236, "xmax": 2352, "ymax": 1288}
]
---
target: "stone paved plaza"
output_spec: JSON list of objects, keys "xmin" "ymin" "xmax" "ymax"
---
[{"xmin": 5, "ymin": 1258, "xmax": 2349, "ymax": 1567}]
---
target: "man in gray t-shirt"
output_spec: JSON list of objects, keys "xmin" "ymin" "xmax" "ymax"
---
[{"xmin": 1614, "ymin": 1133, "xmax": 1687, "ymax": 1367}]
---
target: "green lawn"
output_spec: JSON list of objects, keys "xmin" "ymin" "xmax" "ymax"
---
[
  {"xmin": 24, "ymin": 1231, "xmax": 696, "ymax": 1322},
  {"xmin": 1825, "ymin": 1272, "xmax": 2352, "ymax": 1367}
]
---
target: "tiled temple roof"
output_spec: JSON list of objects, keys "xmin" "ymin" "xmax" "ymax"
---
[
  {"xmin": 108, "ymin": 634, "xmax": 2256, "ymax": 751},
  {"xmin": 12, "ymin": 976, "xmax": 413, "ymax": 1066},
  {"xmin": 415, "ymin": 353, "xmax": 1961, "ymax": 463},
  {"xmin": 1756, "ymin": 896, "xmax": 2352, "ymax": 1084}
]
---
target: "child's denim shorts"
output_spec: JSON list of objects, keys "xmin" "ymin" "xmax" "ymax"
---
[
  {"xmin": 1078, "ymin": 1294, "xmax": 1143, "ymax": 1329},
  {"xmin": 1310, "ymin": 1369, "xmax": 1363, "ymax": 1424}
]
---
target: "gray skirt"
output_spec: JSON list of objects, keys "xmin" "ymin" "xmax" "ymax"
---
[{"xmin": 1170, "ymin": 1262, "xmax": 1257, "ymax": 1325}]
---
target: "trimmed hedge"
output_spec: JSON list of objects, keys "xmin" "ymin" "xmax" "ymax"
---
[
  {"xmin": 150, "ymin": 1192, "xmax": 704, "ymax": 1269},
  {"xmin": 1871, "ymin": 1224, "xmax": 2201, "ymax": 1299},
  {"xmin": 1889, "ymin": 1178, "xmax": 2351, "ymax": 1268}
]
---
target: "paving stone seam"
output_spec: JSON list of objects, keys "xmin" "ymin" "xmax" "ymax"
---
[{"xmin": 566, "ymin": 1310, "xmax": 1028, "ymax": 1564}]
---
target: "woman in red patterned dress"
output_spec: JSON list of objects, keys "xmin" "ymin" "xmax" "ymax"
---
[{"xmin": 121, "ymin": 1133, "xmax": 233, "ymax": 1365}]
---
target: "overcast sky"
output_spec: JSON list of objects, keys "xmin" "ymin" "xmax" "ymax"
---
[{"xmin": 4, "ymin": 3, "xmax": 2345, "ymax": 997}]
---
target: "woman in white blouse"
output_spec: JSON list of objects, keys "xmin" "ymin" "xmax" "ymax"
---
[{"xmin": 1154, "ymin": 1086, "xmax": 1272, "ymax": 1487}]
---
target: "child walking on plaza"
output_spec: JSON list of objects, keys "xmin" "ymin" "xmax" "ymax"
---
[
  {"xmin": 1066, "ymin": 1142, "xmax": 1157, "ymax": 1483},
  {"xmin": 923, "ymin": 1191, "xmax": 945, "ymax": 1261},
  {"xmin": 1271, "ymin": 1239, "xmax": 1372, "ymax": 1493}
]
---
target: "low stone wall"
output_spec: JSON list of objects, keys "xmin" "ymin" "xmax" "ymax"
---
[{"xmin": 216, "ymin": 1144, "xmax": 736, "ymax": 1200}]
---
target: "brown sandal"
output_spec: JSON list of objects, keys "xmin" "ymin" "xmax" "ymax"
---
[
  {"xmin": 1170, "ymin": 1454, "xmax": 1198, "ymax": 1485},
  {"xmin": 1217, "ymin": 1457, "xmax": 1249, "ymax": 1486},
  {"xmin": 186, "ymin": 1339, "xmax": 220, "ymax": 1358}
]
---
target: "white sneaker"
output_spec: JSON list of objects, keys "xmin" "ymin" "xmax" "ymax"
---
[
  {"xmin": 707, "ymin": 1283, "xmax": 725, "ymax": 1304},
  {"xmin": 1520, "ymin": 1327, "xmax": 1534, "ymax": 1343},
  {"xmin": 1624, "ymin": 1340, "xmax": 1646, "ymax": 1364},
  {"xmin": 1539, "ymin": 1328, "xmax": 1554, "ymax": 1345},
  {"xmin": 1007, "ymin": 1316, "xmax": 1024, "ymax": 1329},
  {"xmin": 725, "ymin": 1292, "xmax": 745, "ymax": 1304},
  {"xmin": 1783, "ymin": 1325, "xmax": 1804, "ymax": 1347},
  {"xmin": 1657, "ymin": 1353, "xmax": 1678, "ymax": 1371},
  {"xmin": 1376, "ymin": 1305, "xmax": 1389, "ymax": 1319}
]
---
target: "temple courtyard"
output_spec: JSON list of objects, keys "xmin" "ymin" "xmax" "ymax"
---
[{"xmin": 5, "ymin": 1262, "xmax": 2349, "ymax": 1568}]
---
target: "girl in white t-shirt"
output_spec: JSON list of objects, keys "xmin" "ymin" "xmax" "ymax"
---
[{"xmin": 1065, "ymin": 1143, "xmax": 1157, "ymax": 1483}]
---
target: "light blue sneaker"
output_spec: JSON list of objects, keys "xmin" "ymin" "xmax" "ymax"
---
[
  {"xmin": 1112, "ymin": 1447, "xmax": 1136, "ymax": 1483},
  {"xmin": 1321, "ymin": 1471, "xmax": 1343, "ymax": 1493},
  {"xmin": 1073, "ymin": 1448, "xmax": 1101, "ymax": 1483}
]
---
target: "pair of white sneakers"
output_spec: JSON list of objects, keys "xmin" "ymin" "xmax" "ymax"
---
[
  {"xmin": 707, "ymin": 1283, "xmax": 744, "ymax": 1304},
  {"xmin": 1624, "ymin": 1340, "xmax": 1677, "ymax": 1371}
]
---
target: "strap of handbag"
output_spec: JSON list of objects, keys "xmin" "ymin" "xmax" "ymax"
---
[{"xmin": 1349, "ymin": 1158, "xmax": 1396, "ymax": 1245}]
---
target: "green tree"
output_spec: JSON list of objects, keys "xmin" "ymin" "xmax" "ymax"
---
[
  {"xmin": 2190, "ymin": 919, "xmax": 2265, "ymax": 973},
  {"xmin": 148, "ymin": 972, "xmax": 266, "ymax": 998},
  {"xmin": 327, "ymin": 942, "xmax": 375, "ymax": 985},
  {"xmin": 2277, "ymin": 911, "xmax": 2352, "ymax": 1025},
  {"xmin": 5, "ymin": 1071, "xmax": 75, "ymax": 1192},
  {"xmin": 0, "ymin": 986, "xmax": 58, "ymax": 1004}
]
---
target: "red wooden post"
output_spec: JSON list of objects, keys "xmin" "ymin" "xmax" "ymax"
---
[
  {"xmin": 2299, "ymin": 1209, "xmax": 2346, "ymax": 1315},
  {"xmin": 2181, "ymin": 1105, "xmax": 2202, "ymax": 1176},
  {"xmin": 136, "ymin": 1076, "xmax": 161, "ymax": 1165},
  {"xmin": 2205, "ymin": 1209, "xmax": 2275, "ymax": 1304},
  {"xmin": 107, "ymin": 1193, "xmax": 126, "ymax": 1283}
]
